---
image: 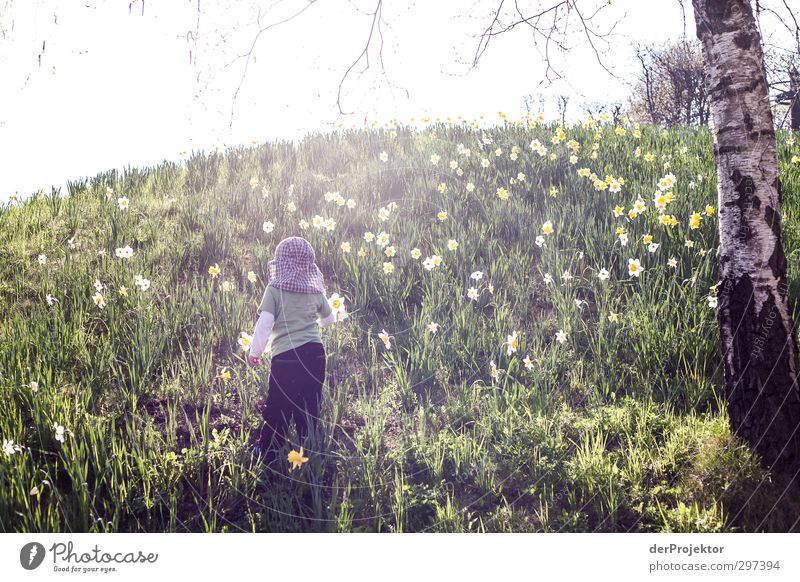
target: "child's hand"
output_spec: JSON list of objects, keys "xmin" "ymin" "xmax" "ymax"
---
[{"xmin": 248, "ymin": 355, "xmax": 260, "ymax": 367}]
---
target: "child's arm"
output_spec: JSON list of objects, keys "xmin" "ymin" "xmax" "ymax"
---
[
  {"xmin": 318, "ymin": 312, "xmax": 336, "ymax": 327},
  {"xmin": 250, "ymin": 310, "xmax": 275, "ymax": 359},
  {"xmin": 317, "ymin": 293, "xmax": 335, "ymax": 327}
]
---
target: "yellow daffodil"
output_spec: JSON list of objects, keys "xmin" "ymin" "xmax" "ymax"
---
[{"xmin": 287, "ymin": 447, "xmax": 309, "ymax": 470}]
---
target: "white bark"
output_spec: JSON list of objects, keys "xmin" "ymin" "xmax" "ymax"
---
[{"xmin": 693, "ymin": 0, "xmax": 800, "ymax": 471}]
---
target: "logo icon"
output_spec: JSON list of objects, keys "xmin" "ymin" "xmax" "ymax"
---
[{"xmin": 20, "ymin": 542, "xmax": 46, "ymax": 570}]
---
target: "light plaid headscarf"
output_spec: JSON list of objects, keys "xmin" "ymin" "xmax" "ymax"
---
[{"xmin": 267, "ymin": 237, "xmax": 326, "ymax": 294}]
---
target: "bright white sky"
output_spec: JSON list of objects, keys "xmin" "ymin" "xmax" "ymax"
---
[{"xmin": 0, "ymin": 0, "xmax": 700, "ymax": 200}]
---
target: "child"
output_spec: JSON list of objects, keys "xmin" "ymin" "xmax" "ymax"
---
[{"xmin": 248, "ymin": 236, "xmax": 336, "ymax": 460}]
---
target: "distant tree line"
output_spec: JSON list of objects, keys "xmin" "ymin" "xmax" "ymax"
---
[{"xmin": 627, "ymin": 37, "xmax": 800, "ymax": 130}]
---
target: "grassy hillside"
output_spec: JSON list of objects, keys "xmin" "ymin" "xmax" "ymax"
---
[{"xmin": 2, "ymin": 117, "xmax": 800, "ymax": 532}]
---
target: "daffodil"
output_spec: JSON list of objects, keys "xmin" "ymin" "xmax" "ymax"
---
[
  {"xmin": 437, "ymin": 210, "xmax": 448, "ymax": 221},
  {"xmin": 555, "ymin": 330, "xmax": 567, "ymax": 344},
  {"xmin": 53, "ymin": 422, "xmax": 66, "ymax": 443},
  {"xmin": 378, "ymin": 329, "xmax": 392, "ymax": 350},
  {"xmin": 2, "ymin": 439, "xmax": 21, "ymax": 456},
  {"xmin": 208, "ymin": 264, "xmax": 221, "ymax": 278},
  {"xmin": 117, "ymin": 196, "xmax": 129, "ymax": 210},
  {"xmin": 598, "ymin": 268, "xmax": 610, "ymax": 281},
  {"xmin": 628, "ymin": 258, "xmax": 643, "ymax": 278},
  {"xmin": 328, "ymin": 293, "xmax": 345, "ymax": 314},
  {"xmin": 467, "ymin": 287, "xmax": 479, "ymax": 301},
  {"xmin": 382, "ymin": 262, "xmax": 395, "ymax": 275},
  {"xmin": 427, "ymin": 322, "xmax": 439, "ymax": 334},
  {"xmin": 505, "ymin": 331, "xmax": 519, "ymax": 356},
  {"xmin": 410, "ymin": 248, "xmax": 422, "ymax": 260},
  {"xmin": 134, "ymin": 275, "xmax": 151, "ymax": 292},
  {"xmin": 490, "ymin": 360, "xmax": 501, "ymax": 382},
  {"xmin": 541, "ymin": 221, "xmax": 554, "ymax": 235},
  {"xmin": 93, "ymin": 292, "xmax": 106, "ymax": 309},
  {"xmin": 247, "ymin": 271, "xmax": 258, "ymax": 283},
  {"xmin": 115, "ymin": 245, "xmax": 133, "ymax": 259},
  {"xmin": 238, "ymin": 332, "xmax": 253, "ymax": 351},
  {"xmin": 447, "ymin": 239, "xmax": 459, "ymax": 251},
  {"xmin": 287, "ymin": 447, "xmax": 309, "ymax": 470}
]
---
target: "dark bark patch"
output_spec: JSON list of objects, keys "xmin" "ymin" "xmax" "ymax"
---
[
  {"xmin": 765, "ymin": 205, "xmax": 782, "ymax": 239},
  {"xmin": 725, "ymin": 169, "xmax": 757, "ymax": 213},
  {"xmin": 744, "ymin": 112, "xmax": 753, "ymax": 132},
  {"xmin": 719, "ymin": 273, "xmax": 800, "ymax": 470},
  {"xmin": 709, "ymin": 77, "xmax": 765, "ymax": 101},
  {"xmin": 702, "ymin": 0, "xmax": 745, "ymax": 34},
  {"xmin": 733, "ymin": 31, "xmax": 753, "ymax": 50},
  {"xmin": 717, "ymin": 145, "xmax": 743, "ymax": 155}
]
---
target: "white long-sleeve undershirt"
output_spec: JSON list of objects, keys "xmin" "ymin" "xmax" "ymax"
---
[{"xmin": 249, "ymin": 310, "xmax": 337, "ymax": 358}]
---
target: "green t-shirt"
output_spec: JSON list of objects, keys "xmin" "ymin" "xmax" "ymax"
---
[{"xmin": 257, "ymin": 285, "xmax": 333, "ymax": 357}]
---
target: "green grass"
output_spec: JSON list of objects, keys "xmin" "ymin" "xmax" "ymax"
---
[{"xmin": 2, "ymin": 117, "xmax": 800, "ymax": 532}]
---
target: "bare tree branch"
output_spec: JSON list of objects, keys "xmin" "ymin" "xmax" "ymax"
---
[
  {"xmin": 470, "ymin": 0, "xmax": 620, "ymax": 87},
  {"xmin": 334, "ymin": 0, "xmax": 386, "ymax": 116},
  {"xmin": 227, "ymin": 0, "xmax": 320, "ymax": 128}
]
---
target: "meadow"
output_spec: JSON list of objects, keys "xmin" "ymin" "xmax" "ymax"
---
[{"xmin": 2, "ymin": 114, "xmax": 800, "ymax": 532}]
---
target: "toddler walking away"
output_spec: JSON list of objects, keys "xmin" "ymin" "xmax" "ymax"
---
[{"xmin": 247, "ymin": 236, "xmax": 336, "ymax": 460}]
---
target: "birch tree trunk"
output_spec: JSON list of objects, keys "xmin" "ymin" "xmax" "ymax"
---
[{"xmin": 692, "ymin": 0, "xmax": 800, "ymax": 471}]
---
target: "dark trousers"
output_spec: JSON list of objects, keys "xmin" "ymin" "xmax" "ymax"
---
[{"xmin": 259, "ymin": 341, "xmax": 326, "ymax": 452}]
